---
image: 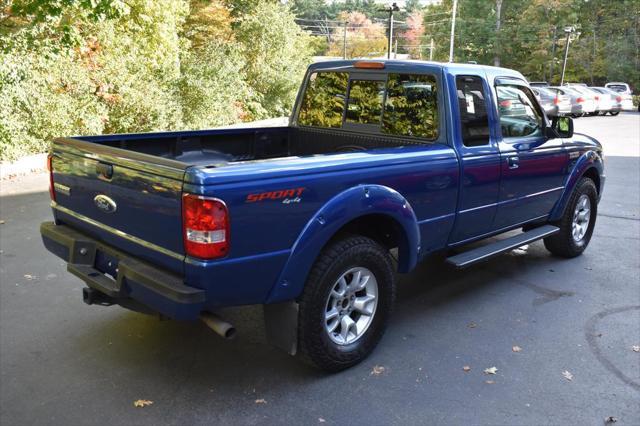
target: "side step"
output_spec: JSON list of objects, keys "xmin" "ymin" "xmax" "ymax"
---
[{"xmin": 446, "ymin": 225, "xmax": 560, "ymax": 269}]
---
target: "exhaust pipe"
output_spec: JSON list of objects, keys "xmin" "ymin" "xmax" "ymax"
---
[{"xmin": 200, "ymin": 311, "xmax": 236, "ymax": 339}]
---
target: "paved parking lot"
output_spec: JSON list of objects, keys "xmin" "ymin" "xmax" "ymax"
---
[{"xmin": 1, "ymin": 113, "xmax": 639, "ymax": 425}]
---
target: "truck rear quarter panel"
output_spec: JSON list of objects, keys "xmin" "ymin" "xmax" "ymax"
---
[{"xmin": 183, "ymin": 145, "xmax": 459, "ymax": 307}]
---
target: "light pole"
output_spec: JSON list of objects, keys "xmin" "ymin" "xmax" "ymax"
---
[
  {"xmin": 560, "ymin": 26, "xmax": 575, "ymax": 85},
  {"xmin": 379, "ymin": 3, "xmax": 400, "ymax": 59}
]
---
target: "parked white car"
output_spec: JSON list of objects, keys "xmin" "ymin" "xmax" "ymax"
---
[{"xmin": 605, "ymin": 82, "xmax": 634, "ymax": 110}]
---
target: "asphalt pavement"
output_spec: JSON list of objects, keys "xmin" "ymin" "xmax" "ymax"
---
[{"xmin": 1, "ymin": 112, "xmax": 639, "ymax": 426}]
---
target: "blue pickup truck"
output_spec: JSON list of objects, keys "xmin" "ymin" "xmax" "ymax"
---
[{"xmin": 41, "ymin": 60, "xmax": 604, "ymax": 371}]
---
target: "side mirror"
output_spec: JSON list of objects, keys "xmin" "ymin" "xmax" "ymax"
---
[{"xmin": 550, "ymin": 116, "xmax": 574, "ymax": 138}]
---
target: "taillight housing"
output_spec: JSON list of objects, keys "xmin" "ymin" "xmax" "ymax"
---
[
  {"xmin": 553, "ymin": 96, "xmax": 560, "ymax": 105},
  {"xmin": 499, "ymin": 100, "xmax": 511, "ymax": 108},
  {"xmin": 577, "ymin": 97, "xmax": 585, "ymax": 103},
  {"xmin": 616, "ymin": 96, "xmax": 622, "ymax": 102},
  {"xmin": 182, "ymin": 194, "xmax": 229, "ymax": 259},
  {"xmin": 47, "ymin": 154, "xmax": 55, "ymax": 202}
]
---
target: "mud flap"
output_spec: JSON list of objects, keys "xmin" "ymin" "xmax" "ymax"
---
[{"xmin": 264, "ymin": 301, "xmax": 298, "ymax": 356}]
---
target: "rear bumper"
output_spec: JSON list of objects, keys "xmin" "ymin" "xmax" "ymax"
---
[{"xmin": 40, "ymin": 222, "xmax": 205, "ymax": 320}]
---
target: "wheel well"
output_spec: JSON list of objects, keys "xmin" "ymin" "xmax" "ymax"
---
[
  {"xmin": 331, "ymin": 214, "xmax": 410, "ymax": 271},
  {"xmin": 583, "ymin": 167, "xmax": 600, "ymax": 194}
]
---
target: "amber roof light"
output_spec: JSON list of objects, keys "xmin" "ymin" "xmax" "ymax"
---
[{"xmin": 353, "ymin": 61, "xmax": 385, "ymax": 69}]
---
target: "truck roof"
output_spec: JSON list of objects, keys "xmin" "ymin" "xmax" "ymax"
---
[{"xmin": 308, "ymin": 59, "xmax": 526, "ymax": 80}]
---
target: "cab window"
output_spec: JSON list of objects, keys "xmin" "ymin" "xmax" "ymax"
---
[
  {"xmin": 345, "ymin": 79, "xmax": 385, "ymax": 125},
  {"xmin": 382, "ymin": 73, "xmax": 438, "ymax": 139},
  {"xmin": 455, "ymin": 75, "xmax": 490, "ymax": 146},
  {"xmin": 496, "ymin": 85, "xmax": 544, "ymax": 138},
  {"xmin": 298, "ymin": 72, "xmax": 348, "ymax": 128}
]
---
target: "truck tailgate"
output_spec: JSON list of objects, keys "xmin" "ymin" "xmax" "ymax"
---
[{"xmin": 50, "ymin": 138, "xmax": 187, "ymax": 272}]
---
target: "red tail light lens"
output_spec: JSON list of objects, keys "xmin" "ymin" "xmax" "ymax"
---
[
  {"xmin": 182, "ymin": 194, "xmax": 229, "ymax": 259},
  {"xmin": 616, "ymin": 96, "xmax": 622, "ymax": 102},
  {"xmin": 577, "ymin": 97, "xmax": 585, "ymax": 103},
  {"xmin": 594, "ymin": 96, "xmax": 600, "ymax": 101},
  {"xmin": 553, "ymin": 97, "xmax": 560, "ymax": 105},
  {"xmin": 47, "ymin": 154, "xmax": 56, "ymax": 202},
  {"xmin": 499, "ymin": 100, "xmax": 511, "ymax": 108}
]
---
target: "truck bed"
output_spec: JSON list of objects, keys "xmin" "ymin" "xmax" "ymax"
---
[{"xmin": 72, "ymin": 125, "xmax": 425, "ymax": 168}]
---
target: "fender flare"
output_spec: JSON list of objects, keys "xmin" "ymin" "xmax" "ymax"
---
[
  {"xmin": 549, "ymin": 150, "xmax": 603, "ymax": 221},
  {"xmin": 265, "ymin": 184, "xmax": 420, "ymax": 303}
]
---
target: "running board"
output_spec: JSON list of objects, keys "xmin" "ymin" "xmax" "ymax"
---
[{"xmin": 446, "ymin": 225, "xmax": 560, "ymax": 269}]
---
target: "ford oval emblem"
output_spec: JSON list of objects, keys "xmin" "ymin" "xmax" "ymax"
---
[{"xmin": 94, "ymin": 194, "xmax": 117, "ymax": 213}]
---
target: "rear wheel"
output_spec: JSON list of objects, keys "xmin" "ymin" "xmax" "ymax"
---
[
  {"xmin": 544, "ymin": 177, "xmax": 598, "ymax": 258},
  {"xmin": 297, "ymin": 235, "xmax": 395, "ymax": 372},
  {"xmin": 609, "ymin": 111, "xmax": 620, "ymax": 116}
]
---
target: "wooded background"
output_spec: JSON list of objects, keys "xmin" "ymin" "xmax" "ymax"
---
[{"xmin": 1, "ymin": 0, "xmax": 638, "ymax": 161}]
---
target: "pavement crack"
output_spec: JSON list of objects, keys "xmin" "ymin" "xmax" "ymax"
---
[{"xmin": 598, "ymin": 213, "xmax": 640, "ymax": 221}]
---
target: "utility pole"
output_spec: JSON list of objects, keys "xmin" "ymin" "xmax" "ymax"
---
[
  {"xmin": 379, "ymin": 3, "xmax": 400, "ymax": 59},
  {"xmin": 342, "ymin": 21, "xmax": 347, "ymax": 59},
  {"xmin": 448, "ymin": 0, "xmax": 458, "ymax": 62},
  {"xmin": 493, "ymin": 0, "xmax": 503, "ymax": 66},
  {"xmin": 429, "ymin": 38, "xmax": 434, "ymax": 60},
  {"xmin": 560, "ymin": 26, "xmax": 574, "ymax": 86},
  {"xmin": 549, "ymin": 25, "xmax": 558, "ymax": 83}
]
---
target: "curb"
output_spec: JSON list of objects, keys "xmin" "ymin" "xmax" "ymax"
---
[{"xmin": 0, "ymin": 153, "xmax": 48, "ymax": 180}]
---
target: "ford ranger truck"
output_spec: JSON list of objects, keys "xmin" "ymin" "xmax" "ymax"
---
[{"xmin": 41, "ymin": 60, "xmax": 605, "ymax": 372}]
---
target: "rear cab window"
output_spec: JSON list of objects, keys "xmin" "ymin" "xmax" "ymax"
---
[
  {"xmin": 455, "ymin": 75, "xmax": 490, "ymax": 147},
  {"xmin": 297, "ymin": 69, "xmax": 439, "ymax": 141}
]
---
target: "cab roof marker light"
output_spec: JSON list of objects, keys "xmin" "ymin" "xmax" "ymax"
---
[{"xmin": 354, "ymin": 61, "xmax": 385, "ymax": 69}]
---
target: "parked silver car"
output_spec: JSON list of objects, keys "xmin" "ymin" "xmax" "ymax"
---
[
  {"xmin": 548, "ymin": 86, "xmax": 595, "ymax": 117},
  {"xmin": 566, "ymin": 85, "xmax": 605, "ymax": 116},
  {"xmin": 590, "ymin": 87, "xmax": 622, "ymax": 116},
  {"xmin": 532, "ymin": 87, "xmax": 571, "ymax": 117}
]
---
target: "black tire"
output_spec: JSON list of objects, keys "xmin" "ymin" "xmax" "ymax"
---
[
  {"xmin": 297, "ymin": 235, "xmax": 396, "ymax": 372},
  {"xmin": 609, "ymin": 111, "xmax": 620, "ymax": 116},
  {"xmin": 544, "ymin": 177, "xmax": 598, "ymax": 258}
]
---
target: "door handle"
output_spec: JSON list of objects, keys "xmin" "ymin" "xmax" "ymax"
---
[{"xmin": 507, "ymin": 156, "xmax": 519, "ymax": 169}]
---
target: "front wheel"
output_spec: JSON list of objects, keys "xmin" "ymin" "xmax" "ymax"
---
[
  {"xmin": 297, "ymin": 235, "xmax": 396, "ymax": 372},
  {"xmin": 544, "ymin": 177, "xmax": 598, "ymax": 258},
  {"xmin": 609, "ymin": 111, "xmax": 620, "ymax": 116}
]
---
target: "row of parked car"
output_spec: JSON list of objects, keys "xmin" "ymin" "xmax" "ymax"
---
[{"xmin": 530, "ymin": 81, "xmax": 636, "ymax": 118}]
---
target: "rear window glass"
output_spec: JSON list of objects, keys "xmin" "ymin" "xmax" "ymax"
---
[
  {"xmin": 345, "ymin": 79, "xmax": 385, "ymax": 125},
  {"xmin": 455, "ymin": 75, "xmax": 489, "ymax": 147},
  {"xmin": 382, "ymin": 74, "xmax": 438, "ymax": 139},
  {"xmin": 606, "ymin": 84, "xmax": 627, "ymax": 92},
  {"xmin": 297, "ymin": 71, "xmax": 438, "ymax": 140},
  {"xmin": 298, "ymin": 72, "xmax": 348, "ymax": 128}
]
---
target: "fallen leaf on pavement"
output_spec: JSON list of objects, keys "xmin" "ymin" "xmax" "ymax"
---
[
  {"xmin": 0, "ymin": 220, "xmax": 5, "ymax": 224},
  {"xmin": 133, "ymin": 399, "xmax": 153, "ymax": 408},
  {"xmin": 255, "ymin": 398, "xmax": 267, "ymax": 404},
  {"xmin": 23, "ymin": 274, "xmax": 36, "ymax": 280},
  {"xmin": 484, "ymin": 367, "xmax": 498, "ymax": 375},
  {"xmin": 463, "ymin": 366, "xmax": 471, "ymax": 372},
  {"xmin": 512, "ymin": 346, "xmax": 522, "ymax": 352},
  {"xmin": 468, "ymin": 322, "xmax": 477, "ymax": 328},
  {"xmin": 370, "ymin": 365, "xmax": 385, "ymax": 375},
  {"xmin": 319, "ymin": 418, "xmax": 326, "ymax": 423},
  {"xmin": 632, "ymin": 345, "xmax": 640, "ymax": 353},
  {"xmin": 485, "ymin": 380, "xmax": 495, "ymax": 384},
  {"xmin": 604, "ymin": 416, "xmax": 618, "ymax": 423},
  {"xmin": 562, "ymin": 370, "xmax": 573, "ymax": 381}
]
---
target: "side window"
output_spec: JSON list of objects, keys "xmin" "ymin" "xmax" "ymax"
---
[
  {"xmin": 345, "ymin": 79, "xmax": 385, "ymax": 125},
  {"xmin": 382, "ymin": 73, "xmax": 438, "ymax": 139},
  {"xmin": 496, "ymin": 85, "xmax": 544, "ymax": 138},
  {"xmin": 455, "ymin": 75, "xmax": 490, "ymax": 146},
  {"xmin": 298, "ymin": 72, "xmax": 348, "ymax": 128}
]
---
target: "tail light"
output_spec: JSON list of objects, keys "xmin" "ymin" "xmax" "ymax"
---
[
  {"xmin": 594, "ymin": 96, "xmax": 600, "ymax": 101},
  {"xmin": 577, "ymin": 97, "xmax": 585, "ymax": 103},
  {"xmin": 499, "ymin": 100, "xmax": 511, "ymax": 108},
  {"xmin": 47, "ymin": 154, "xmax": 55, "ymax": 202},
  {"xmin": 616, "ymin": 96, "xmax": 622, "ymax": 102},
  {"xmin": 182, "ymin": 194, "xmax": 229, "ymax": 259},
  {"xmin": 553, "ymin": 96, "xmax": 560, "ymax": 105}
]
